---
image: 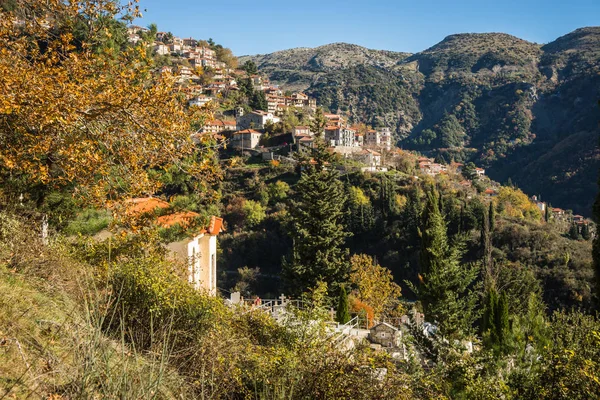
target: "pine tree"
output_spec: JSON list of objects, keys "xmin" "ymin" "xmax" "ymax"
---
[
  {"xmin": 336, "ymin": 286, "xmax": 351, "ymax": 324},
  {"xmin": 284, "ymin": 158, "xmax": 351, "ymax": 295},
  {"xmin": 416, "ymin": 189, "xmax": 480, "ymax": 338}
]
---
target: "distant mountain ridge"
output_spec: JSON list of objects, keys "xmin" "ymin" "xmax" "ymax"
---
[{"xmin": 241, "ymin": 27, "xmax": 600, "ymax": 215}]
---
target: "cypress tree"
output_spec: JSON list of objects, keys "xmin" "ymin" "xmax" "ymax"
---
[
  {"xmin": 481, "ymin": 207, "xmax": 493, "ymax": 286},
  {"xmin": 582, "ymin": 223, "xmax": 591, "ymax": 241},
  {"xmin": 569, "ymin": 223, "xmax": 580, "ymax": 240},
  {"xmin": 495, "ymin": 292, "xmax": 510, "ymax": 349},
  {"xmin": 336, "ymin": 286, "xmax": 350, "ymax": 324},
  {"xmin": 488, "ymin": 201, "xmax": 495, "ymax": 232},
  {"xmin": 459, "ymin": 203, "xmax": 465, "ymax": 233},
  {"xmin": 482, "ymin": 287, "xmax": 498, "ymax": 343},
  {"xmin": 402, "ymin": 185, "xmax": 423, "ymax": 247},
  {"xmin": 545, "ymin": 203, "xmax": 551, "ymax": 222},
  {"xmin": 416, "ymin": 189, "xmax": 480, "ymax": 338},
  {"xmin": 379, "ymin": 175, "xmax": 396, "ymax": 218},
  {"xmin": 594, "ymin": 99, "xmax": 600, "ymax": 310}
]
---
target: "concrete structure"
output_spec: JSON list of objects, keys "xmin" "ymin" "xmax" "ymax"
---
[
  {"xmin": 378, "ymin": 127, "xmax": 393, "ymax": 151},
  {"xmin": 185, "ymin": 217, "xmax": 223, "ymax": 294},
  {"xmin": 164, "ymin": 215, "xmax": 223, "ymax": 295},
  {"xmin": 325, "ymin": 126, "xmax": 356, "ymax": 147}
]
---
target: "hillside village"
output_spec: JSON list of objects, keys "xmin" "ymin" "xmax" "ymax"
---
[
  {"xmin": 2, "ymin": 3, "xmax": 600, "ymax": 397},
  {"xmin": 126, "ymin": 24, "xmax": 595, "ymax": 298}
]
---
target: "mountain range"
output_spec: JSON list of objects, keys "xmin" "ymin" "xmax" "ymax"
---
[{"xmin": 239, "ymin": 27, "xmax": 600, "ymax": 215}]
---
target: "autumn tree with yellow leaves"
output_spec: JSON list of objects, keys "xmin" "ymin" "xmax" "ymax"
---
[
  {"xmin": 349, "ymin": 254, "xmax": 403, "ymax": 320},
  {"xmin": 0, "ymin": 0, "xmax": 219, "ymax": 208}
]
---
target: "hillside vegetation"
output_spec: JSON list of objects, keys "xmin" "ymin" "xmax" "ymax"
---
[{"xmin": 243, "ymin": 28, "xmax": 600, "ymax": 215}]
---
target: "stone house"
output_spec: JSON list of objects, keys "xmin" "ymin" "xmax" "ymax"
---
[
  {"xmin": 236, "ymin": 110, "xmax": 280, "ymax": 130},
  {"xmin": 293, "ymin": 126, "xmax": 312, "ymax": 136},
  {"xmin": 231, "ymin": 129, "xmax": 262, "ymax": 150},
  {"xmin": 358, "ymin": 148, "xmax": 381, "ymax": 167},
  {"xmin": 368, "ymin": 322, "xmax": 402, "ymax": 348}
]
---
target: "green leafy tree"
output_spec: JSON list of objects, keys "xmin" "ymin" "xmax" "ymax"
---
[
  {"xmin": 414, "ymin": 190, "xmax": 480, "ymax": 338},
  {"xmin": 336, "ymin": 286, "xmax": 351, "ymax": 324},
  {"xmin": 267, "ymin": 181, "xmax": 290, "ymax": 204},
  {"xmin": 243, "ymin": 200, "xmax": 266, "ymax": 228}
]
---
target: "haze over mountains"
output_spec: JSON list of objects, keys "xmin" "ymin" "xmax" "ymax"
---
[{"xmin": 240, "ymin": 27, "xmax": 600, "ymax": 215}]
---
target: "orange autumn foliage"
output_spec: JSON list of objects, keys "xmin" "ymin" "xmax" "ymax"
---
[
  {"xmin": 0, "ymin": 0, "xmax": 219, "ymax": 206},
  {"xmin": 349, "ymin": 296, "xmax": 374, "ymax": 328}
]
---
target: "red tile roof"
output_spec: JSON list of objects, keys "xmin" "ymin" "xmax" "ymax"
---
[
  {"xmin": 126, "ymin": 197, "xmax": 170, "ymax": 215},
  {"xmin": 157, "ymin": 211, "xmax": 200, "ymax": 228}
]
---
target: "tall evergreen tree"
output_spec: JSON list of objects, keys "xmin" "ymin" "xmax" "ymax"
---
[
  {"xmin": 569, "ymin": 223, "xmax": 580, "ymax": 240},
  {"xmin": 594, "ymin": 100, "xmax": 600, "ymax": 309},
  {"xmin": 336, "ymin": 286, "xmax": 351, "ymax": 324},
  {"xmin": 415, "ymin": 190, "xmax": 480, "ymax": 338},
  {"xmin": 481, "ymin": 207, "xmax": 493, "ymax": 286},
  {"xmin": 285, "ymin": 142, "xmax": 350, "ymax": 295},
  {"xmin": 488, "ymin": 201, "xmax": 495, "ymax": 232},
  {"xmin": 401, "ymin": 185, "xmax": 423, "ymax": 247},
  {"xmin": 582, "ymin": 223, "xmax": 591, "ymax": 241},
  {"xmin": 379, "ymin": 175, "xmax": 396, "ymax": 218},
  {"xmin": 495, "ymin": 292, "xmax": 510, "ymax": 348},
  {"xmin": 482, "ymin": 287, "xmax": 498, "ymax": 343}
]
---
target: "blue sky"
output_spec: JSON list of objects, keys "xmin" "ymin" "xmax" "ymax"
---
[{"xmin": 135, "ymin": 0, "xmax": 600, "ymax": 56}]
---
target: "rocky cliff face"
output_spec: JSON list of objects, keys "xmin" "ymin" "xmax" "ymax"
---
[{"xmin": 241, "ymin": 28, "xmax": 600, "ymax": 215}]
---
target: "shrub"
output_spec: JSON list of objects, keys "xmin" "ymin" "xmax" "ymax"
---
[
  {"xmin": 243, "ymin": 200, "xmax": 266, "ymax": 227},
  {"xmin": 64, "ymin": 209, "xmax": 111, "ymax": 236}
]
